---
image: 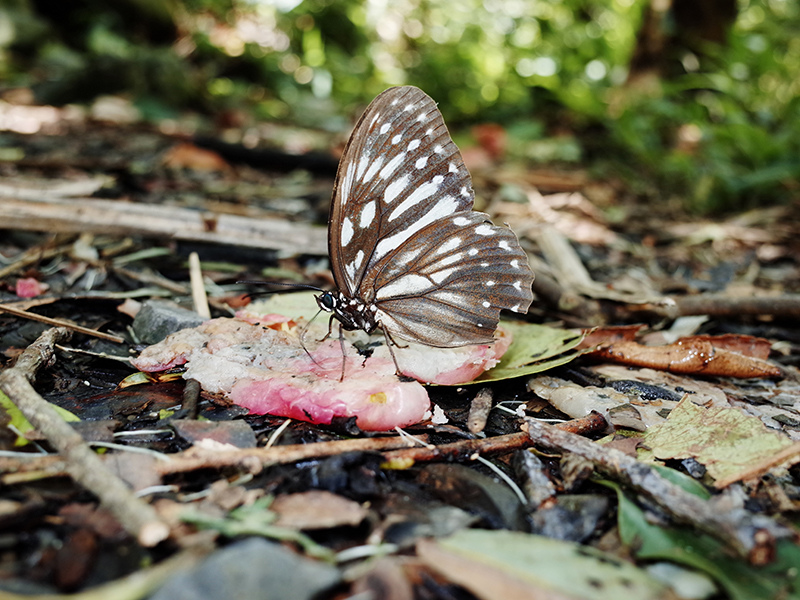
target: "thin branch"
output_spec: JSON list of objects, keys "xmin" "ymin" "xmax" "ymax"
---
[
  {"xmin": 0, "ymin": 303, "xmax": 124, "ymax": 344},
  {"xmin": 155, "ymin": 434, "xmax": 432, "ymax": 477},
  {"xmin": 381, "ymin": 412, "xmax": 608, "ymax": 465},
  {"xmin": 0, "ymin": 327, "xmax": 169, "ymax": 547}
]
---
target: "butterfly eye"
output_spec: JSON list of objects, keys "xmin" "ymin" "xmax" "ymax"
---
[{"xmin": 316, "ymin": 292, "xmax": 336, "ymax": 312}]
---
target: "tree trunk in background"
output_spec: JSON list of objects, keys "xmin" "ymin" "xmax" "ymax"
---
[{"xmin": 627, "ymin": 0, "xmax": 738, "ymax": 84}]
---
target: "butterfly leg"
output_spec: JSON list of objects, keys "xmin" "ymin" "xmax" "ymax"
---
[
  {"xmin": 337, "ymin": 323, "xmax": 348, "ymax": 381},
  {"xmin": 381, "ymin": 327, "xmax": 407, "ymax": 377}
]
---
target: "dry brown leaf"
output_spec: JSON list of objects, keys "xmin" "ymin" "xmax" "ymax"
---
[{"xmin": 589, "ymin": 337, "xmax": 782, "ymax": 378}]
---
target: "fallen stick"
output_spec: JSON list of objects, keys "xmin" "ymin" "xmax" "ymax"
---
[
  {"xmin": 0, "ymin": 327, "xmax": 169, "ymax": 547},
  {"xmin": 381, "ymin": 412, "xmax": 608, "ymax": 465},
  {"xmin": 523, "ymin": 415, "xmax": 792, "ymax": 564},
  {"xmin": 0, "ymin": 303, "xmax": 125, "ymax": 344},
  {"xmin": 155, "ymin": 434, "xmax": 432, "ymax": 477},
  {"xmin": 0, "ymin": 195, "xmax": 327, "ymax": 256}
]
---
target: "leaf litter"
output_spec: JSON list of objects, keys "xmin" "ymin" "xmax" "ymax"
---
[{"xmin": 0, "ymin": 110, "xmax": 799, "ymax": 600}]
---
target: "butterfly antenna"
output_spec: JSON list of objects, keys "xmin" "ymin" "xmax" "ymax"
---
[{"xmin": 237, "ymin": 280, "xmax": 324, "ymax": 300}]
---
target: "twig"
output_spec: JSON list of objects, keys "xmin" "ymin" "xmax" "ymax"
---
[
  {"xmin": 0, "ymin": 327, "xmax": 169, "ymax": 547},
  {"xmin": 155, "ymin": 434, "xmax": 432, "ymax": 476},
  {"xmin": 523, "ymin": 415, "xmax": 792, "ymax": 564},
  {"xmin": 188, "ymin": 252, "xmax": 211, "ymax": 319},
  {"xmin": 531, "ymin": 269, "xmax": 604, "ymax": 324},
  {"xmin": 675, "ymin": 294, "xmax": 800, "ymax": 319},
  {"xmin": 381, "ymin": 412, "xmax": 607, "ymax": 465},
  {"xmin": 623, "ymin": 294, "xmax": 800, "ymax": 321},
  {"xmin": 0, "ymin": 303, "xmax": 124, "ymax": 344}
]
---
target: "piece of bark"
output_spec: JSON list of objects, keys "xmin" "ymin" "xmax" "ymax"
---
[{"xmin": 0, "ymin": 196, "xmax": 327, "ymax": 256}]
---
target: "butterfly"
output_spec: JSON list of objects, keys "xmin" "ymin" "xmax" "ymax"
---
[{"xmin": 315, "ymin": 86, "xmax": 534, "ymax": 358}]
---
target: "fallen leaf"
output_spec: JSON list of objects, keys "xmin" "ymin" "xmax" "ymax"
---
[
  {"xmin": 589, "ymin": 337, "xmax": 782, "ymax": 378},
  {"xmin": 644, "ymin": 397, "xmax": 800, "ymax": 487},
  {"xmin": 417, "ymin": 529, "xmax": 668, "ymax": 600},
  {"xmin": 271, "ymin": 491, "xmax": 367, "ymax": 530}
]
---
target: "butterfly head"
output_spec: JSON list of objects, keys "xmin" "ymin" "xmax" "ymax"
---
[{"xmin": 316, "ymin": 290, "xmax": 379, "ymax": 334}]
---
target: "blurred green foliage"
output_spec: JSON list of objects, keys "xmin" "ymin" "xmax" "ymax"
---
[{"xmin": 0, "ymin": 0, "xmax": 797, "ymax": 212}]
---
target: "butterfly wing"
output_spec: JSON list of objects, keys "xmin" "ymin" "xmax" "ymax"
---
[
  {"xmin": 371, "ymin": 211, "xmax": 533, "ymax": 346},
  {"xmin": 328, "ymin": 86, "xmax": 533, "ymax": 347},
  {"xmin": 328, "ymin": 86, "xmax": 473, "ymax": 296}
]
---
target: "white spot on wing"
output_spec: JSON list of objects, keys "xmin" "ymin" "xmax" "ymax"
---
[
  {"xmin": 438, "ymin": 253, "xmax": 462, "ymax": 267},
  {"xmin": 482, "ymin": 301, "xmax": 491, "ymax": 308},
  {"xmin": 434, "ymin": 145, "xmax": 443, "ymax": 153},
  {"xmin": 354, "ymin": 249, "xmax": 365, "ymax": 271},
  {"xmin": 376, "ymin": 196, "xmax": 460, "ymax": 258},
  {"xmin": 360, "ymin": 202, "xmax": 376, "ymax": 228},
  {"xmin": 454, "ymin": 216, "xmax": 470, "ymax": 226},
  {"xmin": 431, "ymin": 290, "xmax": 462, "ymax": 305},
  {"xmin": 436, "ymin": 237, "xmax": 462, "ymax": 254},
  {"xmin": 396, "ymin": 247, "xmax": 424, "ymax": 266},
  {"xmin": 340, "ymin": 162, "xmax": 355, "ymax": 207},
  {"xmin": 341, "ymin": 218, "xmax": 354, "ymax": 246},
  {"xmin": 486, "ymin": 280, "xmax": 496, "ymax": 287},
  {"xmin": 510, "ymin": 259, "xmax": 519, "ymax": 268},
  {"xmin": 430, "ymin": 268, "xmax": 455, "ymax": 284},
  {"xmin": 417, "ymin": 113, "xmax": 428, "ymax": 122},
  {"xmin": 475, "ymin": 224, "xmax": 494, "ymax": 236},
  {"xmin": 356, "ymin": 155, "xmax": 369, "ymax": 181},
  {"xmin": 376, "ymin": 274, "xmax": 433, "ymax": 299},
  {"xmin": 363, "ymin": 156, "xmax": 385, "ymax": 183},
  {"xmin": 345, "ymin": 262, "xmax": 356, "ymax": 283},
  {"xmin": 415, "ymin": 156, "xmax": 428, "ymax": 169},
  {"xmin": 383, "ymin": 174, "xmax": 410, "ymax": 204},
  {"xmin": 392, "ymin": 134, "xmax": 402, "ymax": 144},
  {"xmin": 468, "ymin": 248, "xmax": 479, "ymax": 256},
  {"xmin": 511, "ymin": 304, "xmax": 521, "ymax": 312},
  {"xmin": 408, "ymin": 139, "xmax": 421, "ymax": 151},
  {"xmin": 386, "ymin": 182, "xmax": 441, "ymax": 222},
  {"xmin": 379, "ymin": 152, "xmax": 406, "ymax": 179},
  {"xmin": 404, "ymin": 103, "xmax": 415, "ymax": 112},
  {"xmin": 513, "ymin": 281, "xmax": 522, "ymax": 290},
  {"xmin": 499, "ymin": 240, "xmax": 511, "ymax": 250},
  {"xmin": 379, "ymin": 123, "xmax": 390, "ymax": 134},
  {"xmin": 449, "ymin": 163, "xmax": 458, "ymax": 173}
]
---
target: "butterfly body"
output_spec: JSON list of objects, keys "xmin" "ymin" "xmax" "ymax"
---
[{"xmin": 318, "ymin": 86, "xmax": 534, "ymax": 352}]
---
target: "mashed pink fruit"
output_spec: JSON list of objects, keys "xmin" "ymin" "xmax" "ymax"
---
[{"xmin": 131, "ymin": 314, "xmax": 511, "ymax": 431}]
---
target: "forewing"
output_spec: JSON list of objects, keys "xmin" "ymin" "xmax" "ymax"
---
[
  {"xmin": 328, "ymin": 86, "xmax": 473, "ymax": 297},
  {"xmin": 371, "ymin": 211, "xmax": 534, "ymax": 347}
]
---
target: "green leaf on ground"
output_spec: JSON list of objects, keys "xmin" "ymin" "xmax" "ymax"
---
[
  {"xmin": 422, "ymin": 529, "xmax": 668, "ymax": 600},
  {"xmin": 471, "ymin": 321, "xmax": 584, "ymax": 383},
  {"xmin": 608, "ymin": 481, "xmax": 800, "ymax": 600},
  {"xmin": 181, "ymin": 496, "xmax": 335, "ymax": 562},
  {"xmin": 0, "ymin": 390, "xmax": 80, "ymax": 446}
]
